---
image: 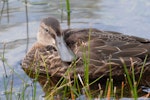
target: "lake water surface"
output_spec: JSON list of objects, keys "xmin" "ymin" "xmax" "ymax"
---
[{"xmin": 0, "ymin": 0, "xmax": 150, "ymax": 99}]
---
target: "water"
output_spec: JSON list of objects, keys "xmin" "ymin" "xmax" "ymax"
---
[{"xmin": 0, "ymin": 0, "xmax": 150, "ymax": 99}]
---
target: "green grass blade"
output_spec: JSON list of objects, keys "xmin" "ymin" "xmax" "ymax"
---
[
  {"xmin": 66, "ymin": 0, "xmax": 70, "ymax": 27},
  {"xmin": 137, "ymin": 55, "xmax": 148, "ymax": 85}
]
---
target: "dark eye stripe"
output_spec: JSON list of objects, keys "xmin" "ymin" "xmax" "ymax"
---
[
  {"xmin": 40, "ymin": 25, "xmax": 56, "ymax": 39},
  {"xmin": 41, "ymin": 25, "xmax": 49, "ymax": 32},
  {"xmin": 45, "ymin": 28, "xmax": 49, "ymax": 32}
]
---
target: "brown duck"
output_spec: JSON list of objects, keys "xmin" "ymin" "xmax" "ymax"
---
[{"xmin": 22, "ymin": 16, "xmax": 150, "ymax": 84}]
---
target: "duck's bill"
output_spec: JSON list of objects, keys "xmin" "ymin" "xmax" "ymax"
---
[{"xmin": 55, "ymin": 36, "xmax": 75, "ymax": 62}]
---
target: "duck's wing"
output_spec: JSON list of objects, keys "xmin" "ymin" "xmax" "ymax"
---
[{"xmin": 64, "ymin": 29, "xmax": 150, "ymax": 78}]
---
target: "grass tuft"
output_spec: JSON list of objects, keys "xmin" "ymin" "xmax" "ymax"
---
[{"xmin": 120, "ymin": 57, "xmax": 138, "ymax": 99}]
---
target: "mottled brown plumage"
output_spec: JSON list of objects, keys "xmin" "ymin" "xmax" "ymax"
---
[{"xmin": 22, "ymin": 17, "xmax": 150, "ymax": 85}]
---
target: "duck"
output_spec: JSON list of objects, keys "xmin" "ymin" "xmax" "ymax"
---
[{"xmin": 22, "ymin": 16, "xmax": 150, "ymax": 84}]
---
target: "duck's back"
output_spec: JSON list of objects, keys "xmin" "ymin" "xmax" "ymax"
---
[{"xmin": 63, "ymin": 28, "xmax": 150, "ymax": 78}]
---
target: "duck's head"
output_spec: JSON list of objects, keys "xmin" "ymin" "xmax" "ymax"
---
[{"xmin": 37, "ymin": 16, "xmax": 75, "ymax": 62}]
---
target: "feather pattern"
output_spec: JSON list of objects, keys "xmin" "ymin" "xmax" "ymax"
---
[{"xmin": 22, "ymin": 17, "xmax": 150, "ymax": 85}]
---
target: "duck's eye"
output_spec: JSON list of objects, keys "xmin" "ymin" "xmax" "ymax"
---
[{"xmin": 44, "ymin": 28, "xmax": 49, "ymax": 32}]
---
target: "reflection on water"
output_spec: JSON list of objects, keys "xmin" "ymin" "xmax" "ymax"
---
[{"xmin": 0, "ymin": 0, "xmax": 150, "ymax": 99}]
